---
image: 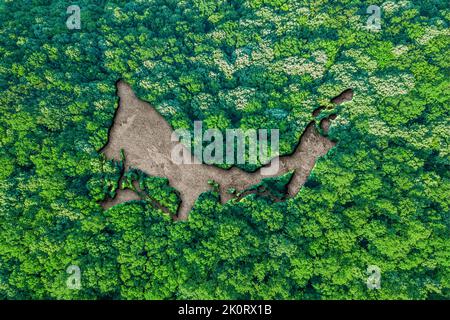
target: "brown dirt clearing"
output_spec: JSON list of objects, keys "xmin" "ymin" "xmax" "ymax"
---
[{"xmin": 101, "ymin": 81, "xmax": 352, "ymax": 220}]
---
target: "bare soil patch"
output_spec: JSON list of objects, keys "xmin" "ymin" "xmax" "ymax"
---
[{"xmin": 101, "ymin": 81, "xmax": 352, "ymax": 220}]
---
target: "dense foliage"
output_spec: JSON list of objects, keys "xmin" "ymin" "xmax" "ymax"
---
[{"xmin": 0, "ymin": 0, "xmax": 448, "ymax": 299}]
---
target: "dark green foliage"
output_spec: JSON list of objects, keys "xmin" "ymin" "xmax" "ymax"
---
[
  {"xmin": 122, "ymin": 168, "xmax": 180, "ymax": 215},
  {"xmin": 238, "ymin": 171, "xmax": 294, "ymax": 201}
]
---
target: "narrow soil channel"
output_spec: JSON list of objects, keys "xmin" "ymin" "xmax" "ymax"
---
[{"xmin": 101, "ymin": 81, "xmax": 353, "ymax": 220}]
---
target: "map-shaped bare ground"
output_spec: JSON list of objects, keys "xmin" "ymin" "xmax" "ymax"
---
[{"xmin": 101, "ymin": 81, "xmax": 352, "ymax": 220}]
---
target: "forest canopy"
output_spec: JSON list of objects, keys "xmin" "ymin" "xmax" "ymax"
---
[{"xmin": 0, "ymin": 0, "xmax": 449, "ymax": 299}]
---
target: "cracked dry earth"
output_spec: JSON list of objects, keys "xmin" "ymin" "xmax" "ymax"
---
[{"xmin": 101, "ymin": 81, "xmax": 353, "ymax": 220}]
